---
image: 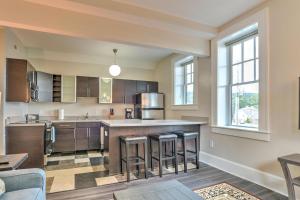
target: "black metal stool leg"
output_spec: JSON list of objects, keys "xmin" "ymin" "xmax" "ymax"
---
[
  {"xmin": 125, "ymin": 143, "xmax": 130, "ymax": 182},
  {"xmin": 119, "ymin": 140, "xmax": 123, "ymax": 174},
  {"xmin": 174, "ymin": 138, "xmax": 178, "ymax": 174},
  {"xmin": 159, "ymin": 140, "xmax": 163, "ymax": 177},
  {"xmin": 136, "ymin": 143, "xmax": 140, "ymax": 176},
  {"xmin": 195, "ymin": 135, "xmax": 199, "ymax": 169},
  {"xmin": 183, "ymin": 137, "xmax": 187, "ymax": 173},
  {"xmin": 144, "ymin": 141, "xmax": 148, "ymax": 179},
  {"xmin": 150, "ymin": 138, "xmax": 153, "ymax": 171},
  {"xmin": 164, "ymin": 142, "xmax": 168, "ymax": 169}
]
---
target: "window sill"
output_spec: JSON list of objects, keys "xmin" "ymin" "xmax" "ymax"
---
[
  {"xmin": 211, "ymin": 125, "xmax": 271, "ymax": 142},
  {"xmin": 170, "ymin": 104, "xmax": 199, "ymax": 111}
]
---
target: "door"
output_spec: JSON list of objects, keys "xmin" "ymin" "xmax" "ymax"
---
[
  {"xmin": 89, "ymin": 127, "xmax": 100, "ymax": 150},
  {"xmin": 112, "ymin": 79, "xmax": 125, "ymax": 103},
  {"xmin": 75, "ymin": 128, "xmax": 89, "ymax": 151},
  {"xmin": 76, "ymin": 76, "xmax": 89, "ymax": 97},
  {"xmin": 124, "ymin": 80, "xmax": 137, "ymax": 104},
  {"xmin": 53, "ymin": 128, "xmax": 75, "ymax": 153},
  {"xmin": 88, "ymin": 77, "xmax": 99, "ymax": 97}
]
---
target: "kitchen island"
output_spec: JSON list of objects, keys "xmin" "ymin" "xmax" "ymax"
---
[{"xmin": 101, "ymin": 119, "xmax": 207, "ymax": 174}]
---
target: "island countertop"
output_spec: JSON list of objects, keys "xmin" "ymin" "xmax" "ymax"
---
[{"xmin": 101, "ymin": 119, "xmax": 207, "ymax": 127}]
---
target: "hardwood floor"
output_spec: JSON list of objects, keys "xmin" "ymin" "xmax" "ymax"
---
[{"xmin": 47, "ymin": 162, "xmax": 287, "ymax": 200}]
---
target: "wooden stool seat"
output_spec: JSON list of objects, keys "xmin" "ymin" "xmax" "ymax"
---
[{"xmin": 119, "ymin": 135, "xmax": 148, "ymax": 182}]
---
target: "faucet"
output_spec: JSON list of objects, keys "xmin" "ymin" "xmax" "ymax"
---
[{"xmin": 85, "ymin": 112, "xmax": 89, "ymax": 119}]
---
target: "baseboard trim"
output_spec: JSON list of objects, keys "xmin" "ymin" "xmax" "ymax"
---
[{"xmin": 199, "ymin": 151, "xmax": 287, "ymax": 197}]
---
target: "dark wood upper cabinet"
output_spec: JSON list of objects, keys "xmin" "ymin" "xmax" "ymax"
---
[
  {"xmin": 112, "ymin": 79, "xmax": 137, "ymax": 104},
  {"xmin": 136, "ymin": 81, "xmax": 158, "ymax": 93},
  {"xmin": 6, "ymin": 58, "xmax": 34, "ymax": 102},
  {"xmin": 76, "ymin": 76, "xmax": 89, "ymax": 97},
  {"xmin": 112, "ymin": 79, "xmax": 125, "ymax": 103},
  {"xmin": 76, "ymin": 76, "xmax": 99, "ymax": 97},
  {"xmin": 88, "ymin": 77, "xmax": 99, "ymax": 97},
  {"xmin": 124, "ymin": 80, "xmax": 137, "ymax": 104},
  {"xmin": 112, "ymin": 79, "xmax": 158, "ymax": 104}
]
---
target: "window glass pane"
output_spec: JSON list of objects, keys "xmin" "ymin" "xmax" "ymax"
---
[
  {"xmin": 191, "ymin": 64, "xmax": 194, "ymax": 72},
  {"xmin": 186, "ymin": 84, "xmax": 194, "ymax": 104},
  {"xmin": 244, "ymin": 38, "xmax": 254, "ymax": 61},
  {"xmin": 243, "ymin": 60, "xmax": 255, "ymax": 82},
  {"xmin": 186, "ymin": 74, "xmax": 192, "ymax": 84},
  {"xmin": 232, "ymin": 64, "xmax": 242, "ymax": 84},
  {"xmin": 232, "ymin": 43, "xmax": 242, "ymax": 64},
  {"xmin": 186, "ymin": 64, "xmax": 192, "ymax": 73},
  {"xmin": 174, "ymin": 85, "xmax": 184, "ymax": 105},
  {"xmin": 231, "ymin": 83, "xmax": 259, "ymax": 127},
  {"xmin": 256, "ymin": 59, "xmax": 259, "ymax": 80},
  {"xmin": 175, "ymin": 66, "xmax": 184, "ymax": 85},
  {"xmin": 255, "ymin": 36, "xmax": 259, "ymax": 58}
]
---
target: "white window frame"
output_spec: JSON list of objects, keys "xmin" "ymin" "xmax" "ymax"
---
[
  {"xmin": 211, "ymin": 8, "xmax": 270, "ymax": 141},
  {"xmin": 171, "ymin": 55, "xmax": 199, "ymax": 110},
  {"xmin": 228, "ymin": 34, "xmax": 259, "ymax": 128}
]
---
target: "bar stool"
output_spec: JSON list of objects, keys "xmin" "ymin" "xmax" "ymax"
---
[
  {"xmin": 174, "ymin": 131, "xmax": 199, "ymax": 173},
  {"xmin": 149, "ymin": 133, "xmax": 178, "ymax": 177},
  {"xmin": 119, "ymin": 135, "xmax": 148, "ymax": 182}
]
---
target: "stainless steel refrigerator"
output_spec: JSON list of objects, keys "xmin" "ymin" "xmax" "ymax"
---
[{"xmin": 134, "ymin": 93, "xmax": 165, "ymax": 120}]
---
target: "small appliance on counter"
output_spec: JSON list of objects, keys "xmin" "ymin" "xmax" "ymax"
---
[
  {"xmin": 134, "ymin": 93, "xmax": 165, "ymax": 120},
  {"xmin": 125, "ymin": 108, "xmax": 134, "ymax": 119},
  {"xmin": 58, "ymin": 109, "xmax": 64, "ymax": 120}
]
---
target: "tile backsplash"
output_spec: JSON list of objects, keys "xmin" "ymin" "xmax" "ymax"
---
[{"xmin": 27, "ymin": 98, "xmax": 134, "ymax": 118}]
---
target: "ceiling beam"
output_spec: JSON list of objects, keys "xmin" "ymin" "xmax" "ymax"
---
[{"xmin": 0, "ymin": 0, "xmax": 211, "ymax": 56}]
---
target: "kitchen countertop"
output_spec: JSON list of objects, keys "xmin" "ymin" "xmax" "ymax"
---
[
  {"xmin": 7, "ymin": 117, "xmax": 208, "ymax": 127},
  {"xmin": 101, "ymin": 119, "xmax": 207, "ymax": 127}
]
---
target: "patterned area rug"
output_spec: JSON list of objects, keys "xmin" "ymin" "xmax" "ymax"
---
[{"xmin": 194, "ymin": 182, "xmax": 261, "ymax": 200}]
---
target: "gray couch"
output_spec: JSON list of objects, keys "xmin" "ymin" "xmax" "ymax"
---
[{"xmin": 0, "ymin": 169, "xmax": 46, "ymax": 200}]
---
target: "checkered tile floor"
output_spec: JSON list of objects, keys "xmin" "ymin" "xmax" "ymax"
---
[{"xmin": 45, "ymin": 150, "xmax": 197, "ymax": 193}]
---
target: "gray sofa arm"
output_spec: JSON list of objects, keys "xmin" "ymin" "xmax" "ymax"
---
[{"xmin": 0, "ymin": 168, "xmax": 45, "ymax": 193}]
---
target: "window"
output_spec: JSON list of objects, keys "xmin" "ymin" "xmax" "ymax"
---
[
  {"xmin": 229, "ymin": 34, "xmax": 259, "ymax": 128},
  {"xmin": 174, "ymin": 60, "xmax": 194, "ymax": 105},
  {"xmin": 212, "ymin": 8, "xmax": 270, "ymax": 141}
]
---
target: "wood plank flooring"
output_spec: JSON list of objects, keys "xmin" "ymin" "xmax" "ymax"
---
[{"xmin": 47, "ymin": 162, "xmax": 287, "ymax": 200}]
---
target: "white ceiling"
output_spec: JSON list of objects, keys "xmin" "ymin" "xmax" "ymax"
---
[
  {"xmin": 12, "ymin": 28, "xmax": 173, "ymax": 65},
  {"xmin": 114, "ymin": 0, "xmax": 266, "ymax": 27}
]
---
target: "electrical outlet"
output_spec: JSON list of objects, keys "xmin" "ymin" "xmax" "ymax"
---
[{"xmin": 209, "ymin": 140, "xmax": 215, "ymax": 148}]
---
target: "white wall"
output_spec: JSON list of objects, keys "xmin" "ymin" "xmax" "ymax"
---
[
  {"xmin": 4, "ymin": 29, "xmax": 29, "ymax": 117},
  {"xmin": 155, "ymin": 54, "xmax": 211, "ymax": 119},
  {"xmin": 156, "ymin": 0, "xmax": 300, "ymax": 196}
]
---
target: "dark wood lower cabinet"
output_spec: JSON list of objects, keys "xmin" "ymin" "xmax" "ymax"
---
[
  {"xmin": 75, "ymin": 128, "xmax": 89, "ymax": 151},
  {"xmin": 6, "ymin": 126, "xmax": 45, "ymax": 169},
  {"xmin": 53, "ymin": 122, "xmax": 101, "ymax": 153},
  {"xmin": 89, "ymin": 127, "xmax": 100, "ymax": 150},
  {"xmin": 53, "ymin": 128, "xmax": 75, "ymax": 153}
]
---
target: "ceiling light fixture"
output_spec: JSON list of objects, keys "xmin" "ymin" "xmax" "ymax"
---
[{"xmin": 109, "ymin": 49, "xmax": 121, "ymax": 77}]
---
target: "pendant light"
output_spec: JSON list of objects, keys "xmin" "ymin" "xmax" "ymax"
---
[{"xmin": 109, "ymin": 49, "xmax": 121, "ymax": 77}]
